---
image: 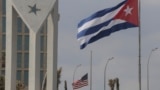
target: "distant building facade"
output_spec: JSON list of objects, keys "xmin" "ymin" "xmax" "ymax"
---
[{"xmin": 0, "ymin": 0, "xmax": 47, "ymax": 88}]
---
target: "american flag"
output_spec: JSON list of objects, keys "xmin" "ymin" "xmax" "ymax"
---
[{"xmin": 72, "ymin": 73, "xmax": 88, "ymax": 89}]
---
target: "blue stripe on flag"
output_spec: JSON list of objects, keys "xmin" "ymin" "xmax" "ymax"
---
[
  {"xmin": 77, "ymin": 19, "xmax": 112, "ymax": 38},
  {"xmin": 80, "ymin": 22, "xmax": 137, "ymax": 49},
  {"xmin": 78, "ymin": 0, "xmax": 126, "ymax": 28}
]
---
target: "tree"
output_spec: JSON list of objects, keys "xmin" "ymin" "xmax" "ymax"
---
[
  {"xmin": 0, "ymin": 75, "xmax": 5, "ymax": 90},
  {"xmin": 42, "ymin": 67, "xmax": 62, "ymax": 90},
  {"xmin": 57, "ymin": 67, "xmax": 62, "ymax": 90},
  {"xmin": 108, "ymin": 79, "xmax": 116, "ymax": 90},
  {"xmin": 108, "ymin": 78, "xmax": 120, "ymax": 90},
  {"xmin": 64, "ymin": 80, "xmax": 67, "ymax": 90},
  {"xmin": 115, "ymin": 78, "xmax": 119, "ymax": 90}
]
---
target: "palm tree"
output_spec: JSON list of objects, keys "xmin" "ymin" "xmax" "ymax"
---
[
  {"xmin": 108, "ymin": 79, "xmax": 116, "ymax": 90},
  {"xmin": 41, "ymin": 67, "xmax": 62, "ymax": 90},
  {"xmin": 64, "ymin": 80, "xmax": 67, "ymax": 90},
  {"xmin": 57, "ymin": 67, "xmax": 62, "ymax": 89},
  {"xmin": 115, "ymin": 78, "xmax": 119, "ymax": 90}
]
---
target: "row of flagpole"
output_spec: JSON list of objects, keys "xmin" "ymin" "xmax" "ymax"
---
[
  {"xmin": 72, "ymin": 51, "xmax": 114, "ymax": 90},
  {"xmin": 90, "ymin": 51, "xmax": 114, "ymax": 90}
]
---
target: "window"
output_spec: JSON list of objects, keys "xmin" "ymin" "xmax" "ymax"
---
[
  {"xmin": 17, "ymin": 70, "xmax": 22, "ymax": 81},
  {"xmin": 1, "ymin": 52, "xmax": 5, "ymax": 68},
  {"xmin": 17, "ymin": 35, "xmax": 22, "ymax": 50},
  {"xmin": 2, "ymin": 35, "xmax": 6, "ymax": 50},
  {"xmin": 1, "ymin": 70, "xmax": 5, "ymax": 75},
  {"xmin": 40, "ymin": 36, "xmax": 44, "ymax": 51},
  {"xmin": 24, "ymin": 70, "xmax": 28, "ymax": 86},
  {"xmin": 17, "ymin": 17, "xmax": 22, "ymax": 33},
  {"xmin": 17, "ymin": 53, "xmax": 22, "ymax": 68},
  {"xmin": 24, "ymin": 53, "xmax": 29, "ymax": 68},
  {"xmin": 2, "ymin": 0, "xmax": 6, "ymax": 15},
  {"xmin": 24, "ymin": 35, "xmax": 29, "ymax": 51},
  {"xmin": 40, "ymin": 53, "xmax": 44, "ymax": 68},
  {"xmin": 2, "ymin": 17, "xmax": 6, "ymax": 33}
]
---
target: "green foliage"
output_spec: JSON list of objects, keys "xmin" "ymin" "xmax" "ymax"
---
[
  {"xmin": 0, "ymin": 75, "xmax": 5, "ymax": 90},
  {"xmin": 108, "ymin": 78, "xmax": 120, "ymax": 90},
  {"xmin": 57, "ymin": 67, "xmax": 62, "ymax": 89},
  {"xmin": 64, "ymin": 80, "xmax": 67, "ymax": 90}
]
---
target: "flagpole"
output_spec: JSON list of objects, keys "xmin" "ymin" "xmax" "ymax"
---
[
  {"xmin": 138, "ymin": 0, "xmax": 141, "ymax": 90},
  {"xmin": 73, "ymin": 64, "xmax": 82, "ymax": 90},
  {"xmin": 90, "ymin": 51, "xmax": 92, "ymax": 90}
]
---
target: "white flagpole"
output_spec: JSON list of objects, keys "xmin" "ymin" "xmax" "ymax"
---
[
  {"xmin": 90, "ymin": 51, "xmax": 92, "ymax": 90},
  {"xmin": 138, "ymin": 0, "xmax": 141, "ymax": 90}
]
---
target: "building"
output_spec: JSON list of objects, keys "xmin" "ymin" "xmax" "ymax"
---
[{"xmin": 0, "ymin": 0, "xmax": 47, "ymax": 88}]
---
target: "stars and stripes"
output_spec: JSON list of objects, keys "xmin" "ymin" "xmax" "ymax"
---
[{"xmin": 72, "ymin": 73, "xmax": 88, "ymax": 89}]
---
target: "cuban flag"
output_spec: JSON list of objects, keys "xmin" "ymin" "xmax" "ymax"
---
[{"xmin": 77, "ymin": 0, "xmax": 139, "ymax": 49}]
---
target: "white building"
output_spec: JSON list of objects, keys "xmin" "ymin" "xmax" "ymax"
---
[{"xmin": 0, "ymin": 0, "xmax": 59, "ymax": 90}]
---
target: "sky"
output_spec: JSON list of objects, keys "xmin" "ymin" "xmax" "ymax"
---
[{"xmin": 58, "ymin": 0, "xmax": 160, "ymax": 90}]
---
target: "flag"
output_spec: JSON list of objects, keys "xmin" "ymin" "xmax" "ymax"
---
[
  {"xmin": 12, "ymin": 0, "xmax": 56, "ymax": 32},
  {"xmin": 77, "ymin": 0, "xmax": 139, "ymax": 49},
  {"xmin": 72, "ymin": 73, "xmax": 88, "ymax": 89}
]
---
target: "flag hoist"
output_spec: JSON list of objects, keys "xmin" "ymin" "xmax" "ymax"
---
[{"xmin": 5, "ymin": 0, "xmax": 59, "ymax": 90}]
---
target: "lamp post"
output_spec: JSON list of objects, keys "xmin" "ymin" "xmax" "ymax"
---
[
  {"xmin": 104, "ymin": 57, "xmax": 114, "ymax": 90},
  {"xmin": 73, "ymin": 64, "xmax": 81, "ymax": 90},
  {"xmin": 147, "ymin": 48, "xmax": 158, "ymax": 90}
]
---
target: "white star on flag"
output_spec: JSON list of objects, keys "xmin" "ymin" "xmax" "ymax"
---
[{"xmin": 123, "ymin": 5, "xmax": 133, "ymax": 16}]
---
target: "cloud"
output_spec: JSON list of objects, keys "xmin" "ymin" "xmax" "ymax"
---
[{"xmin": 142, "ymin": 0, "xmax": 160, "ymax": 6}]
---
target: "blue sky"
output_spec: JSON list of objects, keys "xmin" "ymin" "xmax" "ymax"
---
[{"xmin": 58, "ymin": 0, "xmax": 160, "ymax": 90}]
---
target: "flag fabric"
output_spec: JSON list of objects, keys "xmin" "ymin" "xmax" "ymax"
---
[
  {"xmin": 72, "ymin": 73, "xmax": 88, "ymax": 89},
  {"xmin": 12, "ymin": 0, "xmax": 56, "ymax": 32},
  {"xmin": 77, "ymin": 0, "xmax": 139, "ymax": 49}
]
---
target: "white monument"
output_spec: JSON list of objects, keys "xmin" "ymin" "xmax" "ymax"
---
[{"xmin": 5, "ymin": 0, "xmax": 59, "ymax": 90}]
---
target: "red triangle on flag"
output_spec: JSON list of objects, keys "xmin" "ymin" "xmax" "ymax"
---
[{"xmin": 114, "ymin": 0, "xmax": 139, "ymax": 26}]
